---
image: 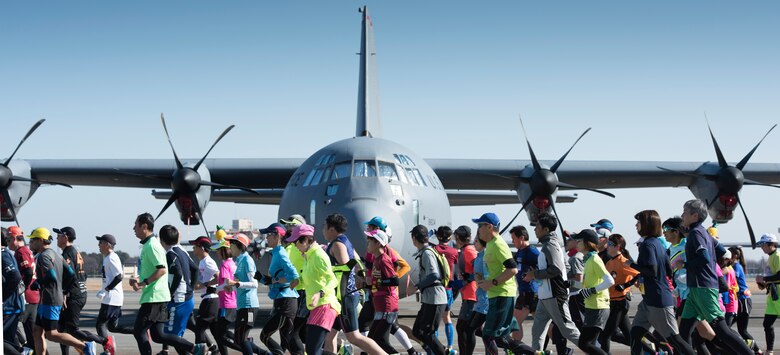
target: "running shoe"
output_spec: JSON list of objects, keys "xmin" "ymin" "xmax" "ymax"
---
[
  {"xmin": 104, "ymin": 335, "xmax": 116, "ymax": 355},
  {"xmin": 84, "ymin": 341, "xmax": 97, "ymax": 355}
]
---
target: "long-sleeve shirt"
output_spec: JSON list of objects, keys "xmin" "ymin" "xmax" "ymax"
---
[
  {"xmin": 234, "ymin": 252, "xmax": 259, "ymax": 309},
  {"xmin": 733, "ymin": 262, "xmax": 750, "ymax": 300},
  {"xmin": 535, "ymin": 232, "xmax": 569, "ymax": 301},
  {"xmin": 670, "ymin": 239, "xmax": 689, "ymax": 300},
  {"xmin": 414, "ymin": 246, "xmax": 447, "ymax": 305},
  {"xmin": 685, "ymin": 222, "xmax": 719, "ymax": 289},
  {"xmin": 722, "ymin": 265, "xmax": 737, "ymax": 313},
  {"xmin": 266, "ymin": 245, "xmax": 299, "ymax": 299},
  {"xmin": 301, "ymin": 242, "xmax": 341, "ymax": 313}
]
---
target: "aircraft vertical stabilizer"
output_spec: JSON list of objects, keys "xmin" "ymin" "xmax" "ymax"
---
[{"xmin": 355, "ymin": 6, "xmax": 382, "ymax": 138}]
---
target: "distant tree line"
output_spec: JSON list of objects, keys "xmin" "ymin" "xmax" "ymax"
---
[{"xmin": 80, "ymin": 250, "xmax": 136, "ymax": 277}]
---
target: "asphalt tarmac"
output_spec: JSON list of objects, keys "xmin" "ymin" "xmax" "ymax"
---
[{"xmin": 39, "ymin": 280, "xmax": 771, "ymax": 355}]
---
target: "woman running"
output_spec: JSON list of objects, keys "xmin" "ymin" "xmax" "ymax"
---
[
  {"xmin": 598, "ymin": 233, "xmax": 639, "ymax": 353},
  {"xmin": 570, "ymin": 229, "xmax": 614, "ymax": 355},
  {"xmin": 730, "ymin": 246, "xmax": 761, "ymax": 352}
]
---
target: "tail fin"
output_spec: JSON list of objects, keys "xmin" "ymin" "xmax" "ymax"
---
[{"xmin": 355, "ymin": 6, "xmax": 382, "ymax": 138}]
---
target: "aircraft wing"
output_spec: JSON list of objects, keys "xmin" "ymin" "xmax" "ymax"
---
[
  {"xmin": 28, "ymin": 158, "xmax": 304, "ymax": 189},
  {"xmin": 427, "ymin": 159, "xmax": 780, "ymax": 191}
]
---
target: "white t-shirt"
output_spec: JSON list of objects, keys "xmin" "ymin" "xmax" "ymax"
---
[
  {"xmin": 101, "ymin": 251, "xmax": 124, "ymax": 306},
  {"xmin": 199, "ymin": 255, "xmax": 219, "ymax": 299}
]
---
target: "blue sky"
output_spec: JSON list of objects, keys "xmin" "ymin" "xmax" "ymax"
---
[{"xmin": 2, "ymin": 1, "xmax": 779, "ymax": 259}]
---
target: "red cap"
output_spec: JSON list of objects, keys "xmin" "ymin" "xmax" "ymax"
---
[
  {"xmin": 8, "ymin": 226, "xmax": 23, "ymax": 237},
  {"xmin": 229, "ymin": 233, "xmax": 252, "ymax": 248}
]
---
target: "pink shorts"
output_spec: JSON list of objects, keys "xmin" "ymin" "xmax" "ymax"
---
[{"xmin": 307, "ymin": 304, "xmax": 338, "ymax": 331}]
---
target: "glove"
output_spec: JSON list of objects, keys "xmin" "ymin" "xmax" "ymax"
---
[
  {"xmin": 96, "ymin": 290, "xmax": 107, "ymax": 300},
  {"xmin": 30, "ymin": 280, "xmax": 40, "ymax": 291},
  {"xmin": 615, "ymin": 283, "xmax": 626, "ymax": 292},
  {"xmin": 579, "ymin": 287, "xmax": 596, "ymax": 299}
]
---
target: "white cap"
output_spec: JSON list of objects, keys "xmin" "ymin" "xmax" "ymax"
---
[
  {"xmin": 364, "ymin": 230, "xmax": 389, "ymax": 247},
  {"xmin": 757, "ymin": 233, "xmax": 778, "ymax": 245}
]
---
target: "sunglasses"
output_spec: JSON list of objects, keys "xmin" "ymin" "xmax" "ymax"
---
[
  {"xmin": 662, "ymin": 226, "xmax": 676, "ymax": 232},
  {"xmin": 607, "ymin": 241, "xmax": 617, "ymax": 247}
]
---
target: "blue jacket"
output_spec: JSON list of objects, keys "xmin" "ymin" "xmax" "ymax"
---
[{"xmin": 266, "ymin": 245, "xmax": 300, "ymax": 299}]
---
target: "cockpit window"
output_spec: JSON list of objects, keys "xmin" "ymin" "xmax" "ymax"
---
[
  {"xmin": 331, "ymin": 162, "xmax": 351, "ymax": 180},
  {"xmin": 405, "ymin": 168, "xmax": 420, "ymax": 185},
  {"xmin": 353, "ymin": 160, "xmax": 377, "ymax": 177},
  {"xmin": 378, "ymin": 161, "xmax": 399, "ymax": 181}
]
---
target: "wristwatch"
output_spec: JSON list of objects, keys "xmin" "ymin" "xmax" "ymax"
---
[{"xmin": 491, "ymin": 279, "xmax": 498, "ymax": 286}]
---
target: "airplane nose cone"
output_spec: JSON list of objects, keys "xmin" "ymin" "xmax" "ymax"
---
[{"xmin": 336, "ymin": 199, "xmax": 406, "ymax": 258}]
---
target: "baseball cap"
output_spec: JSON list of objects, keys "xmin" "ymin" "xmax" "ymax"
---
[
  {"xmin": 364, "ymin": 216, "xmax": 387, "ymax": 231},
  {"xmin": 95, "ymin": 234, "xmax": 117, "ymax": 246},
  {"xmin": 213, "ymin": 238, "xmax": 231, "ymax": 249},
  {"xmin": 571, "ymin": 229, "xmax": 599, "ymax": 245},
  {"xmin": 53, "ymin": 226, "xmax": 76, "ymax": 240},
  {"xmin": 589, "ymin": 219, "xmax": 614, "ymax": 232},
  {"xmin": 757, "ymin": 233, "xmax": 778, "ymax": 245},
  {"xmin": 188, "ymin": 236, "xmax": 213, "ymax": 249},
  {"xmin": 229, "ymin": 233, "xmax": 252, "ymax": 248},
  {"xmin": 27, "ymin": 227, "xmax": 52, "ymax": 241},
  {"xmin": 365, "ymin": 230, "xmax": 389, "ymax": 247},
  {"xmin": 280, "ymin": 214, "xmax": 306, "ymax": 226},
  {"xmin": 8, "ymin": 226, "xmax": 23, "ymax": 237},
  {"xmin": 471, "ymin": 213, "xmax": 500, "ymax": 227},
  {"xmin": 259, "ymin": 223, "xmax": 287, "ymax": 237},
  {"xmin": 286, "ymin": 224, "xmax": 315, "ymax": 243}
]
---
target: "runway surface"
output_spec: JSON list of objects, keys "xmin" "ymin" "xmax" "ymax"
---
[{"xmin": 43, "ymin": 280, "xmax": 771, "ymax": 355}]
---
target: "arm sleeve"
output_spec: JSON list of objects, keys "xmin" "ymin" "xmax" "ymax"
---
[
  {"xmin": 594, "ymin": 271, "xmax": 615, "ymax": 292},
  {"xmin": 534, "ymin": 246, "xmax": 563, "ymax": 280},
  {"xmin": 106, "ymin": 274, "xmax": 123, "ymax": 291},
  {"xmin": 167, "ymin": 253, "xmax": 181, "ymax": 293},
  {"xmin": 503, "ymin": 258, "xmax": 517, "ymax": 269},
  {"xmin": 394, "ymin": 250, "xmax": 411, "ymax": 278},
  {"xmin": 764, "ymin": 271, "xmax": 780, "ymax": 282},
  {"xmin": 188, "ymin": 256, "xmax": 198, "ymax": 289},
  {"xmin": 416, "ymin": 250, "xmax": 441, "ymax": 290},
  {"xmin": 238, "ymin": 261, "xmax": 259, "ymax": 289},
  {"xmin": 379, "ymin": 255, "xmax": 399, "ymax": 286}
]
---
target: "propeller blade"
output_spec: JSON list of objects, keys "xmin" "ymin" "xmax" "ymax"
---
[
  {"xmin": 736, "ymin": 124, "xmax": 777, "ymax": 170},
  {"xmin": 1, "ymin": 189, "xmax": 21, "ymax": 227},
  {"xmin": 10, "ymin": 176, "xmax": 73, "ymax": 188},
  {"xmin": 705, "ymin": 116, "xmax": 729, "ymax": 168},
  {"xmin": 193, "ymin": 125, "xmax": 236, "ymax": 171},
  {"xmin": 548, "ymin": 197, "xmax": 565, "ymax": 236},
  {"xmin": 556, "ymin": 181, "xmax": 615, "ymax": 198},
  {"xmin": 160, "ymin": 114, "xmax": 183, "ymax": 169},
  {"xmin": 657, "ymin": 166, "xmax": 714, "ymax": 180},
  {"xmin": 155, "ymin": 191, "xmax": 180, "ymax": 221},
  {"xmin": 190, "ymin": 193, "xmax": 211, "ymax": 237},
  {"xmin": 499, "ymin": 195, "xmax": 535, "ymax": 235},
  {"xmin": 735, "ymin": 194, "xmax": 757, "ymax": 249},
  {"xmin": 518, "ymin": 116, "xmax": 541, "ymax": 170},
  {"xmin": 199, "ymin": 181, "xmax": 261, "ymax": 195},
  {"xmin": 743, "ymin": 179, "xmax": 780, "ymax": 189},
  {"xmin": 4, "ymin": 119, "xmax": 45, "ymax": 166},
  {"xmin": 550, "ymin": 128, "xmax": 592, "ymax": 173},
  {"xmin": 112, "ymin": 168, "xmax": 171, "ymax": 182}
]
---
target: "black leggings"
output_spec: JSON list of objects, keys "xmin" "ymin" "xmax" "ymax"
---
[
  {"xmin": 468, "ymin": 312, "xmax": 498, "ymax": 354},
  {"xmin": 765, "ymin": 314, "xmax": 778, "ymax": 351},
  {"xmin": 213, "ymin": 311, "xmax": 239, "ymax": 355},
  {"xmin": 412, "ymin": 303, "xmax": 445, "ymax": 355},
  {"xmin": 599, "ymin": 299, "xmax": 631, "ymax": 353},
  {"xmin": 630, "ymin": 326, "xmax": 695, "ymax": 355},
  {"xmin": 235, "ymin": 308, "xmax": 265, "ymax": 355},
  {"xmin": 578, "ymin": 326, "xmax": 607, "ymax": 355},
  {"xmin": 134, "ymin": 321, "xmax": 193, "ymax": 355},
  {"xmin": 368, "ymin": 313, "xmax": 398, "ymax": 354},
  {"xmin": 260, "ymin": 298, "xmax": 301, "ymax": 355},
  {"xmin": 305, "ymin": 325, "xmax": 337, "ymax": 355},
  {"xmin": 358, "ymin": 295, "xmax": 374, "ymax": 333},
  {"xmin": 736, "ymin": 298, "xmax": 755, "ymax": 341},
  {"xmin": 456, "ymin": 314, "xmax": 474, "ymax": 354}
]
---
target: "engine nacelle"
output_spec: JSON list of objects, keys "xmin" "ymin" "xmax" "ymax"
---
[
  {"xmin": 172, "ymin": 163, "xmax": 211, "ymax": 225},
  {"xmin": 517, "ymin": 182, "xmax": 557, "ymax": 225},
  {"xmin": 1, "ymin": 160, "xmax": 37, "ymax": 222},
  {"xmin": 688, "ymin": 175, "xmax": 737, "ymax": 224}
]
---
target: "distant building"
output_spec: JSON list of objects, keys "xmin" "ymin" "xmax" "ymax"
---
[{"xmin": 233, "ymin": 218, "xmax": 253, "ymax": 231}]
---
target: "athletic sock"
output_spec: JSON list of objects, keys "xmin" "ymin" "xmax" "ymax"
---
[{"xmin": 445, "ymin": 322, "xmax": 454, "ymax": 348}]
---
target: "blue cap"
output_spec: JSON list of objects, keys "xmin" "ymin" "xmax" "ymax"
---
[
  {"xmin": 590, "ymin": 219, "xmax": 614, "ymax": 232},
  {"xmin": 471, "ymin": 213, "xmax": 500, "ymax": 227},
  {"xmin": 363, "ymin": 216, "xmax": 387, "ymax": 231}
]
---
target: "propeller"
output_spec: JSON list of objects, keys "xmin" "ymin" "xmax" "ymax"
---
[
  {"xmin": 505, "ymin": 117, "xmax": 615, "ymax": 235},
  {"xmin": 1, "ymin": 119, "xmax": 72, "ymax": 225},
  {"xmin": 658, "ymin": 120, "xmax": 778, "ymax": 249},
  {"xmin": 143, "ymin": 114, "xmax": 259, "ymax": 236}
]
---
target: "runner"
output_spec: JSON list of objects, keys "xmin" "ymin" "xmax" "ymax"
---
[
  {"xmin": 598, "ymin": 233, "xmax": 639, "ymax": 353},
  {"xmin": 257, "ymin": 223, "xmax": 302, "ymax": 355},
  {"xmin": 433, "ymin": 226, "xmax": 459, "ymax": 354},
  {"xmin": 189, "ymin": 236, "xmax": 221, "ymax": 352},
  {"xmin": 365, "ymin": 230, "xmax": 400, "ymax": 353},
  {"xmin": 213, "ymin": 238, "xmax": 239, "ymax": 355},
  {"xmin": 27, "ymin": 227, "xmax": 95, "ymax": 355},
  {"xmin": 2, "ymin": 227, "xmax": 24, "ymax": 355},
  {"xmin": 570, "ymin": 229, "xmax": 614, "ymax": 355},
  {"xmin": 224, "ymin": 233, "xmax": 269, "ymax": 355},
  {"xmin": 454, "ymin": 225, "xmax": 478, "ymax": 353},
  {"xmin": 95, "ymin": 234, "xmax": 129, "ymax": 355},
  {"xmin": 510, "ymin": 225, "xmax": 538, "ymax": 342},
  {"xmin": 410, "ymin": 224, "xmax": 447, "ymax": 355},
  {"xmin": 756, "ymin": 233, "xmax": 779, "ymax": 355}
]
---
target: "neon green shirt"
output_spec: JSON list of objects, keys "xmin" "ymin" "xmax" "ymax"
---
[
  {"xmin": 301, "ymin": 242, "xmax": 341, "ymax": 313},
  {"xmin": 485, "ymin": 235, "xmax": 517, "ymax": 298},
  {"xmin": 286, "ymin": 243, "xmax": 306, "ymax": 291},
  {"xmin": 770, "ymin": 250, "xmax": 780, "ymax": 277},
  {"xmin": 583, "ymin": 252, "xmax": 610, "ymax": 309},
  {"xmin": 139, "ymin": 235, "xmax": 171, "ymax": 304}
]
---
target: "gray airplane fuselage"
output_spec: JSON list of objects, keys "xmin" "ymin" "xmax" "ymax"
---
[{"xmin": 278, "ymin": 136, "xmax": 451, "ymax": 294}]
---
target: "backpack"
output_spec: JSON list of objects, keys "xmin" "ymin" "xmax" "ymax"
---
[{"xmin": 422, "ymin": 247, "xmax": 450, "ymax": 288}]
